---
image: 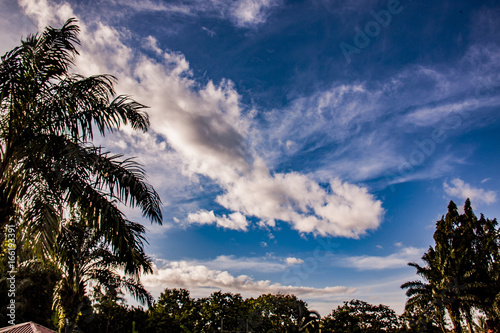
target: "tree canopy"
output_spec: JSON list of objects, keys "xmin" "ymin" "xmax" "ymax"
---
[
  {"xmin": 321, "ymin": 299, "xmax": 400, "ymax": 333},
  {"xmin": 402, "ymin": 199, "xmax": 500, "ymax": 333}
]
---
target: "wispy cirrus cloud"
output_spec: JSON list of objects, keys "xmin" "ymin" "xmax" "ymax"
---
[
  {"xmin": 444, "ymin": 178, "xmax": 497, "ymax": 205},
  {"xmin": 404, "ymin": 97, "xmax": 500, "ymax": 127},
  {"xmin": 259, "ymin": 42, "xmax": 500, "ymax": 187},
  {"xmin": 118, "ymin": 0, "xmax": 282, "ymax": 28},
  {"xmin": 342, "ymin": 247, "xmax": 424, "ymax": 270},
  {"xmin": 187, "ymin": 254, "xmax": 304, "ymax": 272}
]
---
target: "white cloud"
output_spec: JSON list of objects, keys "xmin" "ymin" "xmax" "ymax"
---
[
  {"xmin": 142, "ymin": 260, "xmax": 355, "ymax": 300},
  {"xmin": 342, "ymin": 247, "xmax": 424, "ymax": 270},
  {"xmin": 19, "ymin": 0, "xmax": 73, "ymax": 30},
  {"xmin": 143, "ymin": 35, "xmax": 162, "ymax": 55},
  {"xmin": 216, "ymin": 165, "xmax": 383, "ymax": 237},
  {"xmin": 190, "ymin": 254, "xmax": 304, "ymax": 272},
  {"xmin": 201, "ymin": 26, "xmax": 216, "ymax": 37},
  {"xmin": 118, "ymin": 0, "xmax": 281, "ymax": 28},
  {"xmin": 404, "ymin": 97, "xmax": 500, "ymax": 127},
  {"xmin": 286, "ymin": 257, "xmax": 304, "ymax": 265},
  {"xmin": 443, "ymin": 178, "xmax": 497, "ymax": 205},
  {"xmin": 18, "ymin": 0, "xmax": 383, "ymax": 238},
  {"xmin": 121, "ymin": 0, "xmax": 193, "ymax": 15},
  {"xmin": 187, "ymin": 210, "xmax": 249, "ymax": 231},
  {"xmin": 228, "ymin": 0, "xmax": 282, "ymax": 27}
]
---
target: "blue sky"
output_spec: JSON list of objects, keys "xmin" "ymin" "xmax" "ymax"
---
[{"xmin": 2, "ymin": 0, "xmax": 500, "ymax": 315}]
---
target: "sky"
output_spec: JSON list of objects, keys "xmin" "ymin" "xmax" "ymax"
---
[{"xmin": 1, "ymin": 0, "xmax": 500, "ymax": 316}]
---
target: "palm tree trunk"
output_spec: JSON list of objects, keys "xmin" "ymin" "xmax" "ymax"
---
[
  {"xmin": 465, "ymin": 308, "xmax": 474, "ymax": 333},
  {"xmin": 467, "ymin": 320, "xmax": 475, "ymax": 333},
  {"xmin": 446, "ymin": 304, "xmax": 463, "ymax": 333}
]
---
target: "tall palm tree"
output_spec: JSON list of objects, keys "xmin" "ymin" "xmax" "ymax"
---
[
  {"xmin": 52, "ymin": 210, "xmax": 153, "ymax": 333},
  {"xmin": 403, "ymin": 203, "xmax": 471, "ymax": 333},
  {"xmin": 0, "ymin": 18, "xmax": 162, "ymax": 256},
  {"xmin": 401, "ymin": 253, "xmax": 450, "ymax": 333}
]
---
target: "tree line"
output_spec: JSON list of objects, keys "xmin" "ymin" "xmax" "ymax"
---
[
  {"xmin": 0, "ymin": 282, "xmax": 404, "ymax": 332},
  {"xmin": 1, "ymin": 19, "xmax": 499, "ymax": 333}
]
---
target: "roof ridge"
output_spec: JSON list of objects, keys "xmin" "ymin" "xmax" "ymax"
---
[{"xmin": 29, "ymin": 322, "xmax": 38, "ymax": 333}]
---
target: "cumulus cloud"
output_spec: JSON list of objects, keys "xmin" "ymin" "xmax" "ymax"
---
[
  {"xmin": 187, "ymin": 210, "xmax": 249, "ymax": 231},
  {"xmin": 216, "ymin": 163, "xmax": 383, "ymax": 237},
  {"xmin": 343, "ymin": 247, "xmax": 424, "ymax": 270},
  {"xmin": 443, "ymin": 178, "xmax": 497, "ymax": 205},
  {"xmin": 19, "ymin": 0, "xmax": 384, "ymax": 238},
  {"xmin": 286, "ymin": 257, "xmax": 304, "ymax": 265},
  {"xmin": 142, "ymin": 261, "xmax": 355, "ymax": 299}
]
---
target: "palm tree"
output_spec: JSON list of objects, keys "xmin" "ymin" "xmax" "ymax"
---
[
  {"xmin": 401, "ymin": 257, "xmax": 449, "ymax": 333},
  {"xmin": 403, "ymin": 203, "xmax": 469, "ymax": 333},
  {"xmin": 298, "ymin": 309, "xmax": 321, "ymax": 332},
  {"xmin": 0, "ymin": 18, "xmax": 162, "ymax": 257},
  {"xmin": 51, "ymin": 210, "xmax": 153, "ymax": 333}
]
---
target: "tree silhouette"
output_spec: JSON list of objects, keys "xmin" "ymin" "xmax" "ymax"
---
[
  {"xmin": 51, "ymin": 211, "xmax": 152, "ymax": 332},
  {"xmin": 0, "ymin": 18, "xmax": 162, "ymax": 257},
  {"xmin": 403, "ymin": 199, "xmax": 500, "ymax": 333},
  {"xmin": 147, "ymin": 288, "xmax": 202, "ymax": 332},
  {"xmin": 320, "ymin": 299, "xmax": 400, "ymax": 333}
]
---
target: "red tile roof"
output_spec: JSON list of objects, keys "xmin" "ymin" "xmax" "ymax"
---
[{"xmin": 0, "ymin": 322, "xmax": 57, "ymax": 333}]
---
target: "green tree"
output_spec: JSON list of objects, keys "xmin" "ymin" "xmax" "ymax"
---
[
  {"xmin": 246, "ymin": 293, "xmax": 314, "ymax": 332},
  {"xmin": 401, "ymin": 247, "xmax": 453, "ymax": 333},
  {"xmin": 0, "ymin": 260, "xmax": 60, "ymax": 328},
  {"xmin": 403, "ymin": 200, "xmax": 500, "ymax": 333},
  {"xmin": 51, "ymin": 212, "xmax": 153, "ymax": 332},
  {"xmin": 403, "ymin": 202, "xmax": 467, "ymax": 333},
  {"xmin": 199, "ymin": 291, "xmax": 247, "ymax": 332},
  {"xmin": 465, "ymin": 208, "xmax": 500, "ymax": 332},
  {"xmin": 78, "ymin": 287, "xmax": 148, "ymax": 333},
  {"xmin": 298, "ymin": 309, "xmax": 321, "ymax": 332},
  {"xmin": 399, "ymin": 300, "xmax": 445, "ymax": 333},
  {"xmin": 147, "ymin": 288, "xmax": 202, "ymax": 333},
  {"xmin": 320, "ymin": 299, "xmax": 400, "ymax": 333},
  {"xmin": 0, "ymin": 18, "xmax": 162, "ymax": 257}
]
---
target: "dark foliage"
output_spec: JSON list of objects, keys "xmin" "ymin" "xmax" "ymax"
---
[{"xmin": 320, "ymin": 299, "xmax": 400, "ymax": 333}]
